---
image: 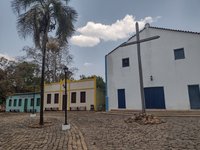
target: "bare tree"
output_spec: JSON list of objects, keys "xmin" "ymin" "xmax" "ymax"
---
[{"xmin": 22, "ymin": 38, "xmax": 77, "ymax": 83}]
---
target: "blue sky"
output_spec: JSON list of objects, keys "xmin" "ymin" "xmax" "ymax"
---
[{"xmin": 0, "ymin": 0, "xmax": 200, "ymax": 80}]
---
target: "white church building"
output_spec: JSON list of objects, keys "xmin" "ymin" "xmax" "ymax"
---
[{"xmin": 105, "ymin": 23, "xmax": 200, "ymax": 111}]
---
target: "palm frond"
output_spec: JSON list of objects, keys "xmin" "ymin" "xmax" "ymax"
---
[
  {"xmin": 17, "ymin": 5, "xmax": 43, "ymax": 48},
  {"xmin": 12, "ymin": 0, "xmax": 77, "ymax": 47},
  {"xmin": 52, "ymin": 0, "xmax": 78, "ymax": 45},
  {"xmin": 11, "ymin": 0, "xmax": 43, "ymax": 14}
]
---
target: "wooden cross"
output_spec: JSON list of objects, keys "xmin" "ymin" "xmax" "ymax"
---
[{"xmin": 120, "ymin": 22, "xmax": 160, "ymax": 113}]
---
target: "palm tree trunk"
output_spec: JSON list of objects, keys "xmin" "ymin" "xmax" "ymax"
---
[{"xmin": 40, "ymin": 32, "xmax": 48, "ymax": 125}]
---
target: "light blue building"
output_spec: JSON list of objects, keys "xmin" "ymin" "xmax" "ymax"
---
[{"xmin": 6, "ymin": 92, "xmax": 40, "ymax": 112}]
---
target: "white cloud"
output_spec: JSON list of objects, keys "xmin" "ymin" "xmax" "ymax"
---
[
  {"xmin": 0, "ymin": 53, "xmax": 15, "ymax": 61},
  {"xmin": 71, "ymin": 15, "xmax": 161, "ymax": 47},
  {"xmin": 70, "ymin": 35, "xmax": 100, "ymax": 47},
  {"xmin": 83, "ymin": 62, "xmax": 93, "ymax": 67}
]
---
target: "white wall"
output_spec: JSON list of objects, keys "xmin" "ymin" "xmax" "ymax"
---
[
  {"xmin": 44, "ymin": 79, "xmax": 95, "ymax": 110},
  {"xmin": 68, "ymin": 80, "xmax": 95, "ymax": 110},
  {"xmin": 107, "ymin": 27, "xmax": 200, "ymax": 110},
  {"xmin": 107, "ymin": 44, "xmax": 142, "ymax": 110},
  {"xmin": 44, "ymin": 83, "xmax": 61, "ymax": 109},
  {"xmin": 69, "ymin": 89, "xmax": 95, "ymax": 110},
  {"xmin": 45, "ymin": 83, "xmax": 60, "ymax": 91},
  {"xmin": 70, "ymin": 80, "xmax": 94, "ymax": 90}
]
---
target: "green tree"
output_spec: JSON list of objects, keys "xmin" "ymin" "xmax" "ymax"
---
[
  {"xmin": 10, "ymin": 61, "xmax": 40, "ymax": 93},
  {"xmin": 0, "ymin": 57, "xmax": 16, "ymax": 101},
  {"xmin": 0, "ymin": 68, "xmax": 11, "ymax": 101},
  {"xmin": 12, "ymin": 0, "xmax": 77, "ymax": 125},
  {"xmin": 0, "ymin": 56, "xmax": 40, "ymax": 101}
]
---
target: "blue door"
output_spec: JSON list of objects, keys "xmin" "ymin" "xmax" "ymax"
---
[
  {"xmin": 118, "ymin": 89, "xmax": 126, "ymax": 108},
  {"xmin": 188, "ymin": 85, "xmax": 200, "ymax": 109},
  {"xmin": 144, "ymin": 87, "xmax": 166, "ymax": 109}
]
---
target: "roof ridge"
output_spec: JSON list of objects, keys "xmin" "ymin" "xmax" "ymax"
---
[{"xmin": 149, "ymin": 26, "xmax": 200, "ymax": 35}]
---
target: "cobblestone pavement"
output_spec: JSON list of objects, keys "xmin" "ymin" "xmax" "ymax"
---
[
  {"xmin": 0, "ymin": 112, "xmax": 87, "ymax": 150},
  {"xmin": 1, "ymin": 111, "xmax": 200, "ymax": 150},
  {"xmin": 70, "ymin": 111, "xmax": 200, "ymax": 150}
]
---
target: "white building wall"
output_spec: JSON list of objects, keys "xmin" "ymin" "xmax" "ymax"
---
[
  {"xmin": 70, "ymin": 80, "xmax": 94, "ymax": 90},
  {"xmin": 44, "ymin": 79, "xmax": 95, "ymax": 111},
  {"xmin": 69, "ymin": 89, "xmax": 94, "ymax": 110},
  {"xmin": 44, "ymin": 83, "xmax": 61, "ymax": 110},
  {"xmin": 107, "ymin": 26, "xmax": 200, "ymax": 110},
  {"xmin": 107, "ymin": 45, "xmax": 142, "ymax": 110},
  {"xmin": 45, "ymin": 83, "xmax": 60, "ymax": 92}
]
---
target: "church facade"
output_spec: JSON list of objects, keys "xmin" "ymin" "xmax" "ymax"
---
[{"xmin": 105, "ymin": 24, "xmax": 200, "ymax": 111}]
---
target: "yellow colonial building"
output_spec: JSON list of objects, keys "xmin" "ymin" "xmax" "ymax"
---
[{"xmin": 44, "ymin": 77, "xmax": 105, "ymax": 111}]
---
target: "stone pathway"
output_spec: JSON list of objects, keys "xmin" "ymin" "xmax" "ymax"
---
[
  {"xmin": 0, "ymin": 112, "xmax": 87, "ymax": 150},
  {"xmin": 70, "ymin": 111, "xmax": 200, "ymax": 150},
  {"xmin": 1, "ymin": 111, "xmax": 200, "ymax": 150}
]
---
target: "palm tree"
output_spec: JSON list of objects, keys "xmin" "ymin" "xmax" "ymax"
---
[{"xmin": 11, "ymin": 0, "xmax": 77, "ymax": 125}]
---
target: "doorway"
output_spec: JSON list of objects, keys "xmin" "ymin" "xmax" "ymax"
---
[
  {"xmin": 144, "ymin": 87, "xmax": 166, "ymax": 109},
  {"xmin": 118, "ymin": 89, "xmax": 126, "ymax": 108},
  {"xmin": 188, "ymin": 85, "xmax": 200, "ymax": 109}
]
